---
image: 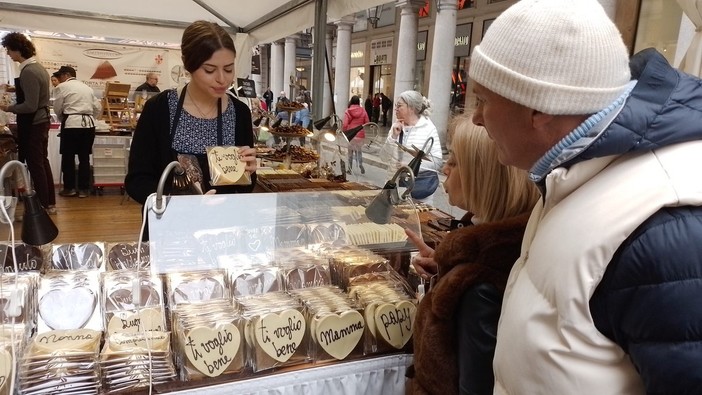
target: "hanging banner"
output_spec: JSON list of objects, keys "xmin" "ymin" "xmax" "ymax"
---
[{"xmin": 32, "ymin": 37, "xmax": 181, "ymax": 97}]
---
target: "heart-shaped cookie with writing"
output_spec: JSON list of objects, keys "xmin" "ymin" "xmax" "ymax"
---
[
  {"xmin": 33, "ymin": 329, "xmax": 101, "ymax": 353},
  {"xmin": 254, "ymin": 309, "xmax": 306, "ymax": 363},
  {"xmin": 107, "ymin": 308, "xmax": 164, "ymax": 335},
  {"xmin": 0, "ymin": 348, "xmax": 11, "ymax": 393},
  {"xmin": 39, "ymin": 287, "xmax": 97, "ymax": 330},
  {"xmin": 373, "ymin": 300, "xmax": 416, "ymax": 349},
  {"xmin": 184, "ymin": 324, "xmax": 241, "ymax": 377},
  {"xmin": 314, "ymin": 310, "xmax": 365, "ymax": 360},
  {"xmin": 173, "ymin": 277, "xmax": 225, "ymax": 304},
  {"xmin": 207, "ymin": 146, "xmax": 246, "ymax": 186}
]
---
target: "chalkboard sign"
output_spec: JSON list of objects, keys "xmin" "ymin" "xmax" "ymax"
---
[{"xmin": 237, "ymin": 78, "xmax": 257, "ymax": 99}]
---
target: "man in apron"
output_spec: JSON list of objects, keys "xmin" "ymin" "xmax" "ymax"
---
[
  {"xmin": 1, "ymin": 32, "xmax": 56, "ymax": 213},
  {"xmin": 53, "ymin": 65, "xmax": 100, "ymax": 198}
]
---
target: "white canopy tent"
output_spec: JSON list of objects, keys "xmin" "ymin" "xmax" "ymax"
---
[{"xmin": 0, "ymin": 0, "xmax": 388, "ymax": 79}]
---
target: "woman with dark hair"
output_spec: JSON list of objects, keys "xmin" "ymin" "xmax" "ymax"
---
[
  {"xmin": 0, "ymin": 32, "xmax": 56, "ymax": 213},
  {"xmin": 126, "ymin": 20, "xmax": 257, "ymax": 206},
  {"xmin": 342, "ymin": 95, "xmax": 369, "ymax": 174}
]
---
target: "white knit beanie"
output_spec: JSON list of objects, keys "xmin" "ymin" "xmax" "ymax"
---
[{"xmin": 469, "ymin": 0, "xmax": 631, "ymax": 115}]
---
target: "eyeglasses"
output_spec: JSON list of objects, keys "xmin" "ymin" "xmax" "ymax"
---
[{"xmin": 394, "ymin": 102, "xmax": 406, "ymax": 109}]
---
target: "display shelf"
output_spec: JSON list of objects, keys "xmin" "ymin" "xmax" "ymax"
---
[{"xmin": 159, "ymin": 354, "xmax": 412, "ymax": 395}]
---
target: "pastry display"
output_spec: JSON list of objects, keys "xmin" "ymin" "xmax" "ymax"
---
[
  {"xmin": 263, "ymin": 145, "xmax": 319, "ymax": 163},
  {"xmin": 276, "ymin": 101, "xmax": 305, "ymax": 111},
  {"xmin": 270, "ymin": 124, "xmax": 310, "ymax": 137}
]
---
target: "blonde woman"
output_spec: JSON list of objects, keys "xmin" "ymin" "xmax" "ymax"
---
[{"xmin": 405, "ymin": 116, "xmax": 539, "ymax": 395}]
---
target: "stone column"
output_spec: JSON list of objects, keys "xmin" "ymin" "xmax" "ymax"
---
[
  {"xmin": 427, "ymin": 0, "xmax": 458, "ymax": 151},
  {"xmin": 270, "ymin": 40, "xmax": 285, "ymax": 103},
  {"xmin": 284, "ymin": 35, "xmax": 298, "ymax": 99},
  {"xmin": 334, "ymin": 17, "xmax": 355, "ymax": 119},
  {"xmin": 393, "ymin": 0, "xmax": 426, "ymax": 103}
]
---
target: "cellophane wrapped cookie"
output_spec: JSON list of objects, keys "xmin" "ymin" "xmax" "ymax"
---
[
  {"xmin": 237, "ymin": 292, "xmax": 309, "ymax": 372},
  {"xmin": 289, "ymin": 286, "xmax": 365, "ymax": 363},
  {"xmin": 101, "ymin": 271, "xmax": 166, "ymax": 336},
  {"xmin": 272, "ymin": 248, "xmax": 330, "ymax": 291},
  {"xmin": 348, "ymin": 272, "xmax": 418, "ymax": 355},
  {"xmin": 173, "ymin": 301, "xmax": 247, "ymax": 381},
  {"xmin": 36, "ymin": 271, "xmax": 103, "ymax": 333},
  {"xmin": 317, "ymin": 244, "xmax": 390, "ymax": 290},
  {"xmin": 100, "ymin": 331, "xmax": 176, "ymax": 392},
  {"xmin": 206, "ymin": 145, "xmax": 252, "ymax": 186},
  {"xmin": 50, "ymin": 242, "xmax": 106, "ymax": 271},
  {"xmin": 105, "ymin": 242, "xmax": 150, "ymax": 271},
  {"xmin": 0, "ymin": 272, "xmax": 38, "ymax": 346},
  {"xmin": 19, "ymin": 329, "xmax": 102, "ymax": 394}
]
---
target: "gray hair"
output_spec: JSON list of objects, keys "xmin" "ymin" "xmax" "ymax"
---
[{"xmin": 398, "ymin": 90, "xmax": 432, "ymax": 117}]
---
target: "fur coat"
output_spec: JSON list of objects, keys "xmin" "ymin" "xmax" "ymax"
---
[{"xmin": 408, "ymin": 212, "xmax": 530, "ymax": 395}]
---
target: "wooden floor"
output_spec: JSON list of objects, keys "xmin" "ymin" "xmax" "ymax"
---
[{"xmin": 11, "ymin": 188, "xmax": 144, "ymax": 244}]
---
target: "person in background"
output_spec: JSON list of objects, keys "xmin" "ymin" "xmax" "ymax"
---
[
  {"xmin": 0, "ymin": 32, "xmax": 56, "ymax": 214},
  {"xmin": 342, "ymin": 95, "xmax": 369, "ymax": 174},
  {"xmin": 50, "ymin": 72, "xmax": 60, "ymax": 88},
  {"xmin": 292, "ymin": 102, "xmax": 311, "ymax": 146},
  {"xmin": 53, "ymin": 65, "xmax": 101, "ymax": 198},
  {"xmin": 405, "ymin": 117, "xmax": 539, "ymax": 395},
  {"xmin": 258, "ymin": 95, "xmax": 268, "ymax": 111},
  {"xmin": 134, "ymin": 72, "xmax": 160, "ymax": 94},
  {"xmin": 371, "ymin": 93, "xmax": 381, "ymax": 123},
  {"xmin": 126, "ymin": 21, "xmax": 257, "ymax": 211},
  {"xmin": 250, "ymin": 97, "xmax": 265, "ymax": 121},
  {"xmin": 276, "ymin": 91, "xmax": 290, "ymax": 109},
  {"xmin": 387, "ymin": 90, "xmax": 443, "ymax": 203},
  {"xmin": 296, "ymin": 85, "xmax": 311, "ymax": 107},
  {"xmin": 263, "ymin": 87, "xmax": 273, "ymax": 111},
  {"xmin": 380, "ymin": 92, "xmax": 392, "ymax": 127},
  {"xmin": 364, "ymin": 95, "xmax": 373, "ymax": 122},
  {"xmin": 468, "ymin": 0, "xmax": 702, "ymax": 393}
]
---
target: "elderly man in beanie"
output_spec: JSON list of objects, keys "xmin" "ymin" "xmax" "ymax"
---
[
  {"xmin": 53, "ymin": 66, "xmax": 101, "ymax": 198},
  {"xmin": 468, "ymin": 0, "xmax": 702, "ymax": 393}
]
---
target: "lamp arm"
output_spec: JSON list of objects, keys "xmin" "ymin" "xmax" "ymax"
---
[
  {"xmin": 389, "ymin": 165, "xmax": 415, "ymax": 202},
  {"xmin": 0, "ymin": 160, "xmax": 32, "ymax": 209},
  {"xmin": 153, "ymin": 161, "xmax": 184, "ymax": 216}
]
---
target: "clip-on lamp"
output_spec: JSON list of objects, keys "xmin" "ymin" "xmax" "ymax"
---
[
  {"xmin": 365, "ymin": 165, "xmax": 415, "ymax": 224},
  {"xmin": 0, "ymin": 160, "xmax": 58, "ymax": 245},
  {"xmin": 406, "ymin": 136, "xmax": 434, "ymax": 177},
  {"xmin": 152, "ymin": 161, "xmax": 191, "ymax": 217}
]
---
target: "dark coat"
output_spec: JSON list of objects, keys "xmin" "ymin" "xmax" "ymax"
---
[
  {"xmin": 409, "ymin": 212, "xmax": 530, "ymax": 395},
  {"xmin": 125, "ymin": 89, "xmax": 255, "ymax": 205}
]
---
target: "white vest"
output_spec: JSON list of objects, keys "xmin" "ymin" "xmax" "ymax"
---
[{"xmin": 494, "ymin": 141, "xmax": 702, "ymax": 394}]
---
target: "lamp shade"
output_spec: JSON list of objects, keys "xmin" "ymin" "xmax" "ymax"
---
[
  {"xmin": 343, "ymin": 125, "xmax": 364, "ymax": 141},
  {"xmin": 365, "ymin": 180, "xmax": 398, "ymax": 224},
  {"xmin": 407, "ymin": 151, "xmax": 424, "ymax": 176},
  {"xmin": 313, "ymin": 115, "xmax": 332, "ymax": 130},
  {"xmin": 21, "ymin": 194, "xmax": 59, "ymax": 245},
  {"xmin": 253, "ymin": 116, "xmax": 264, "ymax": 127},
  {"xmin": 271, "ymin": 118, "xmax": 283, "ymax": 129}
]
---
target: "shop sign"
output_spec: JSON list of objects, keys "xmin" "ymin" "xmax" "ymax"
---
[
  {"xmin": 370, "ymin": 38, "xmax": 393, "ymax": 65},
  {"xmin": 454, "ymin": 23, "xmax": 473, "ymax": 58},
  {"xmin": 237, "ymin": 78, "xmax": 257, "ymax": 99},
  {"xmin": 416, "ymin": 31, "xmax": 428, "ymax": 61},
  {"xmin": 251, "ymin": 45, "xmax": 261, "ymax": 75}
]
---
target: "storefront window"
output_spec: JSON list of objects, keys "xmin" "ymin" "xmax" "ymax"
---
[
  {"xmin": 634, "ymin": 0, "xmax": 684, "ymax": 65},
  {"xmin": 350, "ymin": 67, "xmax": 365, "ymax": 99}
]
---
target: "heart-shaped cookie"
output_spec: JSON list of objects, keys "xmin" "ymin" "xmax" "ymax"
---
[
  {"xmin": 184, "ymin": 324, "xmax": 241, "ymax": 377},
  {"xmin": 314, "ymin": 310, "xmax": 364, "ymax": 360},
  {"xmin": 0, "ymin": 348, "xmax": 11, "ymax": 393},
  {"xmin": 207, "ymin": 146, "xmax": 246, "ymax": 185},
  {"xmin": 107, "ymin": 308, "xmax": 164, "ymax": 335},
  {"xmin": 39, "ymin": 287, "xmax": 97, "ymax": 330},
  {"xmin": 373, "ymin": 300, "xmax": 416, "ymax": 349},
  {"xmin": 108, "ymin": 243, "xmax": 149, "ymax": 270},
  {"xmin": 172, "ymin": 277, "xmax": 225, "ymax": 304},
  {"xmin": 232, "ymin": 270, "xmax": 279, "ymax": 297},
  {"xmin": 254, "ymin": 309, "xmax": 306, "ymax": 363},
  {"xmin": 34, "ymin": 329, "xmax": 101, "ymax": 353}
]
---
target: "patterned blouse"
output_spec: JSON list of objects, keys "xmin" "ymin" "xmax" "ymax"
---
[{"xmin": 168, "ymin": 88, "xmax": 238, "ymax": 154}]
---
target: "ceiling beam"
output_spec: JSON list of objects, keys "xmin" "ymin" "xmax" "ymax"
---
[
  {"xmin": 242, "ymin": 0, "xmax": 312, "ymax": 33},
  {"xmin": 0, "ymin": 2, "xmax": 237, "ymax": 34},
  {"xmin": 191, "ymin": 0, "xmax": 241, "ymax": 31}
]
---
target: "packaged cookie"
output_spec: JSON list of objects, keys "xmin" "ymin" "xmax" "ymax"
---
[
  {"xmin": 173, "ymin": 303, "xmax": 247, "ymax": 380},
  {"xmin": 105, "ymin": 242, "xmax": 150, "ymax": 270},
  {"xmin": 290, "ymin": 287, "xmax": 365, "ymax": 363},
  {"xmin": 239, "ymin": 293, "xmax": 309, "ymax": 372},
  {"xmin": 348, "ymin": 277, "xmax": 417, "ymax": 355},
  {"xmin": 206, "ymin": 145, "xmax": 252, "ymax": 186},
  {"xmin": 50, "ymin": 242, "xmax": 105, "ymax": 271},
  {"xmin": 101, "ymin": 271, "xmax": 166, "ymax": 336},
  {"xmin": 36, "ymin": 271, "xmax": 102, "ymax": 333}
]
